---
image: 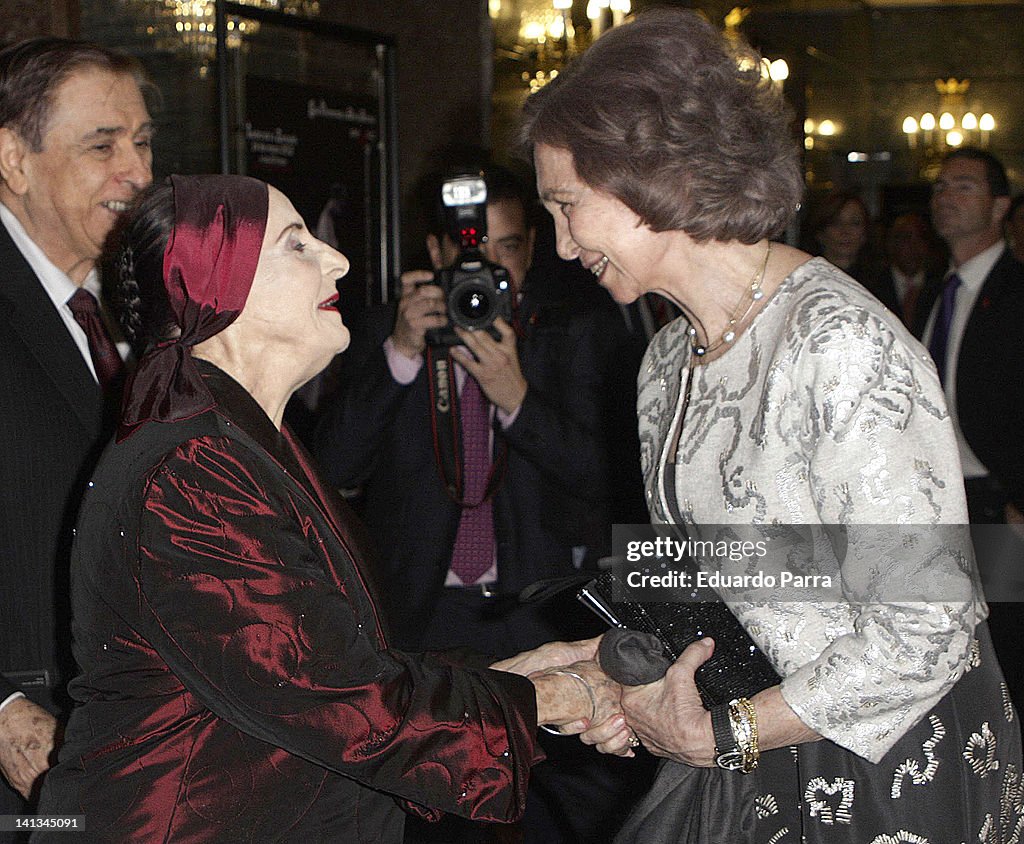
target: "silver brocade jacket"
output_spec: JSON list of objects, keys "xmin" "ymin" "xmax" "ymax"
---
[{"xmin": 638, "ymin": 257, "xmax": 983, "ymax": 763}]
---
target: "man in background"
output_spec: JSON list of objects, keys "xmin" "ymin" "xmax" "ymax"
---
[
  {"xmin": 1005, "ymin": 193, "xmax": 1024, "ymax": 263},
  {"xmin": 919, "ymin": 147, "xmax": 1024, "ymax": 709},
  {"xmin": 874, "ymin": 211, "xmax": 942, "ymax": 329},
  {"xmin": 0, "ymin": 38, "xmax": 153, "ymax": 828},
  {"xmin": 316, "ymin": 164, "xmax": 618, "ymax": 655}
]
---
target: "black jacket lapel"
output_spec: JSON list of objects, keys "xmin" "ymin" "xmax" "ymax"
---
[{"xmin": 0, "ymin": 224, "xmax": 103, "ymax": 433}]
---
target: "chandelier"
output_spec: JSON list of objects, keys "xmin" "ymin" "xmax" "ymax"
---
[
  {"xmin": 125, "ymin": 0, "xmax": 320, "ymax": 68},
  {"xmin": 902, "ymin": 78, "xmax": 995, "ymax": 173},
  {"xmin": 491, "ymin": 0, "xmax": 632, "ymax": 92},
  {"xmin": 724, "ymin": 8, "xmax": 788, "ymax": 87}
]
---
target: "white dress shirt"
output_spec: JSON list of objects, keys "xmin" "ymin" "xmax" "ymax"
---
[
  {"xmin": 921, "ymin": 240, "xmax": 1005, "ymax": 480},
  {"xmin": 890, "ymin": 266, "xmax": 925, "ymax": 305}
]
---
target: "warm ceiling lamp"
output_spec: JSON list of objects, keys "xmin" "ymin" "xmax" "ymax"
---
[
  {"xmin": 513, "ymin": 0, "xmax": 634, "ymax": 92},
  {"xmin": 725, "ymin": 8, "xmax": 787, "ymax": 87},
  {"xmin": 586, "ymin": 0, "xmax": 630, "ymax": 39},
  {"xmin": 902, "ymin": 78, "xmax": 995, "ymax": 154}
]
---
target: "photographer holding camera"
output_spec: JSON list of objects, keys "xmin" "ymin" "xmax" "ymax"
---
[
  {"xmin": 314, "ymin": 162, "xmax": 650, "ymax": 842},
  {"xmin": 394, "ymin": 170, "xmax": 528, "ymax": 441}
]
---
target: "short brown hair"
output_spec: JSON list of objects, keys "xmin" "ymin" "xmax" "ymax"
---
[
  {"xmin": 518, "ymin": 8, "xmax": 803, "ymax": 244},
  {"xmin": 0, "ymin": 37, "xmax": 149, "ymax": 152},
  {"xmin": 942, "ymin": 147, "xmax": 1010, "ymax": 198}
]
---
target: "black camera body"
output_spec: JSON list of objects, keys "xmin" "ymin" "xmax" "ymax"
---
[
  {"xmin": 426, "ymin": 259, "xmax": 512, "ymax": 347},
  {"xmin": 424, "ymin": 171, "xmax": 513, "ymax": 348}
]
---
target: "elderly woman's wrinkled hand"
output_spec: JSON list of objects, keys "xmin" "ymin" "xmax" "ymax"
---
[
  {"xmin": 490, "ymin": 636, "xmax": 601, "ymax": 678},
  {"xmin": 619, "ymin": 638, "xmax": 718, "ymax": 767},
  {"xmin": 543, "ymin": 659, "xmax": 623, "ymax": 733},
  {"xmin": 537, "ymin": 660, "xmax": 645, "ymax": 759},
  {"xmin": 528, "ymin": 659, "xmax": 626, "ymax": 742},
  {"xmin": 577, "ymin": 713, "xmax": 639, "ymax": 758},
  {"xmin": 0, "ymin": 697, "xmax": 60, "ymax": 799}
]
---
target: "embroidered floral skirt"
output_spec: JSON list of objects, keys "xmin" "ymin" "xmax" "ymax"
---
[{"xmin": 616, "ymin": 622, "xmax": 1023, "ymax": 844}]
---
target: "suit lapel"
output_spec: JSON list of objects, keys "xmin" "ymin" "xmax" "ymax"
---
[
  {"xmin": 0, "ymin": 225, "xmax": 103, "ymax": 433},
  {"xmin": 961, "ymin": 249, "xmax": 1014, "ymax": 347}
]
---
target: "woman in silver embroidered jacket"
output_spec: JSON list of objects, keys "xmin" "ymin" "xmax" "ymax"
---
[{"xmin": 520, "ymin": 8, "xmax": 1023, "ymax": 843}]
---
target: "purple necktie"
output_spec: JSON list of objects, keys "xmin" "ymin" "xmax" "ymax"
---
[
  {"xmin": 449, "ymin": 374, "xmax": 495, "ymax": 584},
  {"xmin": 67, "ymin": 288, "xmax": 123, "ymax": 391},
  {"xmin": 928, "ymin": 273, "xmax": 961, "ymax": 386}
]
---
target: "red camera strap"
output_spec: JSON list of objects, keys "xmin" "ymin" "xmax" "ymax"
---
[{"xmin": 425, "ymin": 346, "xmax": 507, "ymax": 506}]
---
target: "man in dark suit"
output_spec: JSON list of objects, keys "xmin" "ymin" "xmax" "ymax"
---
[
  {"xmin": 314, "ymin": 164, "xmax": 650, "ymax": 843},
  {"xmin": 917, "ymin": 147, "xmax": 1024, "ymax": 707},
  {"xmin": 874, "ymin": 211, "xmax": 942, "ymax": 330},
  {"xmin": 0, "ymin": 38, "xmax": 153, "ymax": 825}
]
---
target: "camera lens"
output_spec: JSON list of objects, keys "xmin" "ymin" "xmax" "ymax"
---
[
  {"xmin": 458, "ymin": 289, "xmax": 491, "ymax": 320},
  {"xmin": 450, "ymin": 277, "xmax": 496, "ymax": 329}
]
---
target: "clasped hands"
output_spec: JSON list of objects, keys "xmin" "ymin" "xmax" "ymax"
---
[{"xmin": 492, "ymin": 636, "xmax": 718, "ymax": 765}]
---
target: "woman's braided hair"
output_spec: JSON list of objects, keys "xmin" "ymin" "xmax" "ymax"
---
[
  {"xmin": 115, "ymin": 239, "xmax": 142, "ymax": 343},
  {"xmin": 101, "ymin": 180, "xmax": 176, "ymax": 357}
]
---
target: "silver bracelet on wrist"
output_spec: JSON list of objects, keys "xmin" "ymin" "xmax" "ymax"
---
[{"xmin": 538, "ymin": 669, "xmax": 597, "ymax": 736}]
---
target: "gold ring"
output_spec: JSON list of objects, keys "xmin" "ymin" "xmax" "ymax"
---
[{"xmin": 628, "ymin": 734, "xmax": 641, "ymax": 748}]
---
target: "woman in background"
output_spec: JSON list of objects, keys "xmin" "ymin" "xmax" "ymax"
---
[{"xmin": 807, "ymin": 191, "xmax": 879, "ymax": 281}]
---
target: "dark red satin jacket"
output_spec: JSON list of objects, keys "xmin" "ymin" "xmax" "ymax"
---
[{"xmin": 34, "ymin": 362, "xmax": 539, "ymax": 843}]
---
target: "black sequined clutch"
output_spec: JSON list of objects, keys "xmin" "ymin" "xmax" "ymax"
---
[{"xmin": 577, "ymin": 570, "xmax": 780, "ymax": 708}]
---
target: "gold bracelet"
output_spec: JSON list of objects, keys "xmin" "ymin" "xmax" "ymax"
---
[
  {"xmin": 727, "ymin": 697, "xmax": 760, "ymax": 773},
  {"xmin": 537, "ymin": 669, "xmax": 597, "ymax": 736},
  {"xmin": 726, "ymin": 701, "xmax": 750, "ymax": 768}
]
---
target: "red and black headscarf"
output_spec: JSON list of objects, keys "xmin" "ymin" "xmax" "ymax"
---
[{"xmin": 118, "ymin": 174, "xmax": 269, "ymax": 441}]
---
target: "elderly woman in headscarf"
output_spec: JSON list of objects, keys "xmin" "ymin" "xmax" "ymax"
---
[{"xmin": 32, "ymin": 175, "xmax": 619, "ymax": 843}]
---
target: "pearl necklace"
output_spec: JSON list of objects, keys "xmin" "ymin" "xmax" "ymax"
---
[{"xmin": 688, "ymin": 242, "xmax": 772, "ymax": 358}]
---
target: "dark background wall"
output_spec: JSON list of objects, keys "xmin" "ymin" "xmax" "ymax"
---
[
  {"xmin": 3, "ymin": 0, "xmax": 1023, "ymax": 268},
  {"xmin": 321, "ymin": 1, "xmax": 491, "ymax": 183},
  {"xmin": 0, "ymin": 0, "xmax": 77, "ymax": 42},
  {"xmin": 746, "ymin": 3, "xmax": 1024, "ymax": 212},
  {"xmin": 0, "ymin": 0, "xmax": 490, "ymax": 269},
  {"xmin": 320, "ymin": 0, "xmax": 491, "ymax": 265}
]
